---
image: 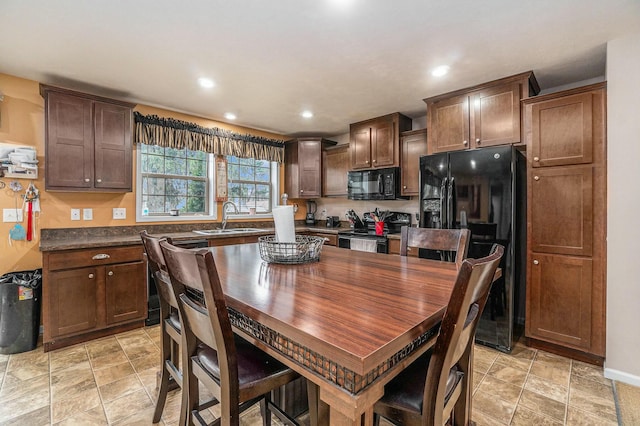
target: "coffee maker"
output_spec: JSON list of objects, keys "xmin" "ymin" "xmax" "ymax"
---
[{"xmin": 305, "ymin": 200, "xmax": 317, "ymax": 225}]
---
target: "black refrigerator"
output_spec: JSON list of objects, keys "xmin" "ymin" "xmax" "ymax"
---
[{"xmin": 419, "ymin": 145, "xmax": 526, "ymax": 353}]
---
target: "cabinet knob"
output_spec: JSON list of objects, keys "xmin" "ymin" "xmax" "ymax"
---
[
  {"xmin": 84, "ymin": 178, "xmax": 90, "ymax": 183},
  {"xmin": 96, "ymin": 178, "xmax": 102, "ymax": 183},
  {"xmin": 476, "ymin": 138, "xmax": 481, "ymax": 143},
  {"xmin": 300, "ymin": 190, "xmax": 304, "ymax": 193},
  {"xmin": 365, "ymin": 160, "xmax": 369, "ymax": 164},
  {"xmin": 403, "ymin": 185, "xmax": 407, "ymax": 189},
  {"xmin": 108, "ymin": 271, "xmax": 114, "ymax": 276},
  {"xmin": 372, "ymin": 159, "xmax": 376, "ymax": 163},
  {"xmin": 463, "ymin": 140, "xmax": 468, "ymax": 145},
  {"xmin": 534, "ymin": 176, "xmax": 540, "ymax": 181},
  {"xmin": 88, "ymin": 273, "xmax": 94, "ymax": 279},
  {"xmin": 533, "ymin": 157, "xmax": 539, "ymax": 162},
  {"xmin": 533, "ymin": 260, "xmax": 539, "ymax": 265}
]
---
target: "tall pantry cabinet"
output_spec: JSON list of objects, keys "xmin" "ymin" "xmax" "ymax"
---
[{"xmin": 523, "ymin": 83, "xmax": 607, "ymax": 362}]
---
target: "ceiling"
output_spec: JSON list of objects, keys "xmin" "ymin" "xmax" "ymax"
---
[{"xmin": 1, "ymin": 1, "xmax": 639, "ymax": 138}]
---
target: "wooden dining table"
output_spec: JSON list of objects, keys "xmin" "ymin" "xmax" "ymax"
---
[{"xmin": 208, "ymin": 242, "xmax": 470, "ymax": 426}]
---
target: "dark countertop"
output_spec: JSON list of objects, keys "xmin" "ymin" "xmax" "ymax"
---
[{"xmin": 38, "ymin": 224, "xmax": 394, "ymax": 252}]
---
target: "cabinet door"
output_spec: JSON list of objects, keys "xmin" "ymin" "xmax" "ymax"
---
[
  {"xmin": 298, "ymin": 139, "xmax": 322, "ymax": 198},
  {"xmin": 401, "ymin": 130, "xmax": 428, "ymax": 196},
  {"xmin": 48, "ymin": 266, "xmax": 99, "ymax": 338},
  {"xmin": 323, "ymin": 145, "xmax": 349, "ymax": 196},
  {"xmin": 45, "ymin": 92, "xmax": 93, "ymax": 189},
  {"xmin": 105, "ymin": 261, "xmax": 147, "ymax": 325},
  {"xmin": 371, "ymin": 119, "xmax": 395, "ymax": 167},
  {"xmin": 471, "ymin": 83, "xmax": 521, "ymax": 148},
  {"xmin": 94, "ymin": 101, "xmax": 133, "ymax": 190},
  {"xmin": 428, "ymin": 94, "xmax": 470, "ymax": 153},
  {"xmin": 351, "ymin": 125, "xmax": 372, "ymax": 169},
  {"xmin": 527, "ymin": 253, "xmax": 593, "ymax": 350},
  {"xmin": 530, "ymin": 166, "xmax": 593, "ymax": 256},
  {"xmin": 529, "ymin": 92, "xmax": 594, "ymax": 167}
]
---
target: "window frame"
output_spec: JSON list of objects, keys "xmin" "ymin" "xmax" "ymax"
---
[{"xmin": 135, "ymin": 146, "xmax": 279, "ymax": 223}]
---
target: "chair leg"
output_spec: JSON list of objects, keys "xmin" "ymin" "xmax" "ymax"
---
[
  {"xmin": 260, "ymin": 394, "xmax": 272, "ymax": 426},
  {"xmin": 153, "ymin": 364, "xmax": 170, "ymax": 423},
  {"xmin": 153, "ymin": 323, "xmax": 173, "ymax": 423}
]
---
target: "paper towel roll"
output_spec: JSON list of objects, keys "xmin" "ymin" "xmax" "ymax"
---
[{"xmin": 273, "ymin": 206, "xmax": 296, "ymax": 243}]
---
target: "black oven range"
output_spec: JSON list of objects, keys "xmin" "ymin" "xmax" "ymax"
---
[{"xmin": 337, "ymin": 211, "xmax": 411, "ymax": 253}]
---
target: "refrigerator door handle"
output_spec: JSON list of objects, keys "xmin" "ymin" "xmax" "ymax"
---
[
  {"xmin": 439, "ymin": 177, "xmax": 447, "ymax": 229},
  {"xmin": 447, "ymin": 176, "xmax": 455, "ymax": 229}
]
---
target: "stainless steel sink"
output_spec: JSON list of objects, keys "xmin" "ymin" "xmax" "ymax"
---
[{"xmin": 192, "ymin": 228, "xmax": 263, "ymax": 235}]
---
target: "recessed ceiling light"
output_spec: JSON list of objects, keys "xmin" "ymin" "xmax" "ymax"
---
[
  {"xmin": 431, "ymin": 65, "xmax": 450, "ymax": 77},
  {"xmin": 224, "ymin": 112, "xmax": 237, "ymax": 120},
  {"xmin": 198, "ymin": 77, "xmax": 215, "ymax": 88},
  {"xmin": 301, "ymin": 110, "xmax": 313, "ymax": 119}
]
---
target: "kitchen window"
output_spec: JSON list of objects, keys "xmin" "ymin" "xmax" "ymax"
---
[{"xmin": 135, "ymin": 145, "xmax": 278, "ymax": 222}]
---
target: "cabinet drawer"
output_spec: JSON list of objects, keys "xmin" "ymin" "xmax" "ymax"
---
[{"xmin": 47, "ymin": 245, "xmax": 144, "ymax": 271}]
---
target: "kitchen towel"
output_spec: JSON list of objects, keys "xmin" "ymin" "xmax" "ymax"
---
[
  {"xmin": 350, "ymin": 238, "xmax": 377, "ymax": 253},
  {"xmin": 272, "ymin": 206, "xmax": 296, "ymax": 243}
]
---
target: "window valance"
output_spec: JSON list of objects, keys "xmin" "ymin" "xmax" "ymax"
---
[{"xmin": 134, "ymin": 112, "xmax": 286, "ymax": 163}]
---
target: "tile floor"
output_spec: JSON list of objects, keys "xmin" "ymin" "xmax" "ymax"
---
[{"xmin": 0, "ymin": 326, "xmax": 618, "ymax": 425}]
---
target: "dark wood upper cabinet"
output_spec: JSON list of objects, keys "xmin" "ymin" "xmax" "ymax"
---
[
  {"xmin": 349, "ymin": 113, "xmax": 412, "ymax": 170},
  {"xmin": 322, "ymin": 144, "xmax": 349, "ymax": 197},
  {"xmin": 285, "ymin": 138, "xmax": 336, "ymax": 199},
  {"xmin": 400, "ymin": 129, "xmax": 427, "ymax": 196},
  {"xmin": 425, "ymin": 72, "xmax": 539, "ymax": 154},
  {"xmin": 527, "ymin": 91, "xmax": 595, "ymax": 167},
  {"xmin": 40, "ymin": 84, "xmax": 135, "ymax": 192}
]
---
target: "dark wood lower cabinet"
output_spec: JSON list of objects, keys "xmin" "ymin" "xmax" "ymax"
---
[
  {"xmin": 48, "ymin": 266, "xmax": 99, "ymax": 338},
  {"xmin": 527, "ymin": 253, "xmax": 593, "ymax": 351},
  {"xmin": 105, "ymin": 261, "xmax": 147, "ymax": 325},
  {"xmin": 43, "ymin": 245, "xmax": 147, "ymax": 351}
]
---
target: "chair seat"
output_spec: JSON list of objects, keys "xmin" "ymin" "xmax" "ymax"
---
[
  {"xmin": 166, "ymin": 312, "xmax": 181, "ymax": 332},
  {"xmin": 378, "ymin": 348, "xmax": 463, "ymax": 414},
  {"xmin": 196, "ymin": 336, "xmax": 293, "ymax": 389}
]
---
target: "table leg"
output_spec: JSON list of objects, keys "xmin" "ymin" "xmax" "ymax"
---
[
  {"xmin": 329, "ymin": 406, "xmax": 374, "ymax": 426},
  {"xmin": 307, "ymin": 381, "xmax": 330, "ymax": 426}
]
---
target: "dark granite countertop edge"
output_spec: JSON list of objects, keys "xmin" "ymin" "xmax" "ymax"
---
[{"xmin": 38, "ymin": 225, "xmax": 391, "ymax": 252}]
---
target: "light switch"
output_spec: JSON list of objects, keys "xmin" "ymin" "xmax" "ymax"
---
[
  {"xmin": 71, "ymin": 209, "xmax": 81, "ymax": 221},
  {"xmin": 3, "ymin": 209, "xmax": 23, "ymax": 222},
  {"xmin": 83, "ymin": 208, "xmax": 93, "ymax": 220}
]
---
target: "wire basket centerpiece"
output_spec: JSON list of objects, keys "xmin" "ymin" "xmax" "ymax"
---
[{"xmin": 258, "ymin": 235, "xmax": 326, "ymax": 264}]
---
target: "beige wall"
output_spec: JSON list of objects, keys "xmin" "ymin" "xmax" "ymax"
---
[
  {"xmin": 0, "ymin": 73, "xmax": 292, "ymax": 276},
  {"xmin": 605, "ymin": 32, "xmax": 640, "ymax": 385}
]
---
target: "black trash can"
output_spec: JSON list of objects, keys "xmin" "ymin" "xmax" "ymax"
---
[{"xmin": 0, "ymin": 269, "xmax": 42, "ymax": 354}]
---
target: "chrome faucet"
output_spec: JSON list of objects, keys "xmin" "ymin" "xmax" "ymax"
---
[{"xmin": 221, "ymin": 201, "xmax": 239, "ymax": 230}]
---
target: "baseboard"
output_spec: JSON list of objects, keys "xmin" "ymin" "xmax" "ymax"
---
[{"xmin": 604, "ymin": 367, "xmax": 640, "ymax": 387}]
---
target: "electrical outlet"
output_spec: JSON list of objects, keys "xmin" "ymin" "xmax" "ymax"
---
[
  {"xmin": 3, "ymin": 209, "xmax": 23, "ymax": 223},
  {"xmin": 71, "ymin": 209, "xmax": 81, "ymax": 221},
  {"xmin": 83, "ymin": 208, "xmax": 93, "ymax": 220},
  {"xmin": 112, "ymin": 208, "xmax": 126, "ymax": 220}
]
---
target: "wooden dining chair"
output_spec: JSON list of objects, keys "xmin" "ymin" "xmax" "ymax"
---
[
  {"xmin": 373, "ymin": 244, "xmax": 504, "ymax": 426},
  {"xmin": 140, "ymin": 231, "xmax": 182, "ymax": 423},
  {"xmin": 159, "ymin": 240, "xmax": 300, "ymax": 426},
  {"xmin": 399, "ymin": 226, "xmax": 471, "ymax": 267}
]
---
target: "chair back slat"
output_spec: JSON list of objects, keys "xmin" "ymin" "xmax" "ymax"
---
[
  {"xmin": 140, "ymin": 231, "xmax": 180, "ymax": 308},
  {"xmin": 399, "ymin": 226, "xmax": 470, "ymax": 266},
  {"xmin": 423, "ymin": 244, "xmax": 504, "ymax": 424},
  {"xmin": 179, "ymin": 292, "xmax": 218, "ymax": 349}
]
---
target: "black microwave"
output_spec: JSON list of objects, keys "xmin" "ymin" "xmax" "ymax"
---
[{"xmin": 347, "ymin": 167, "xmax": 404, "ymax": 200}]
